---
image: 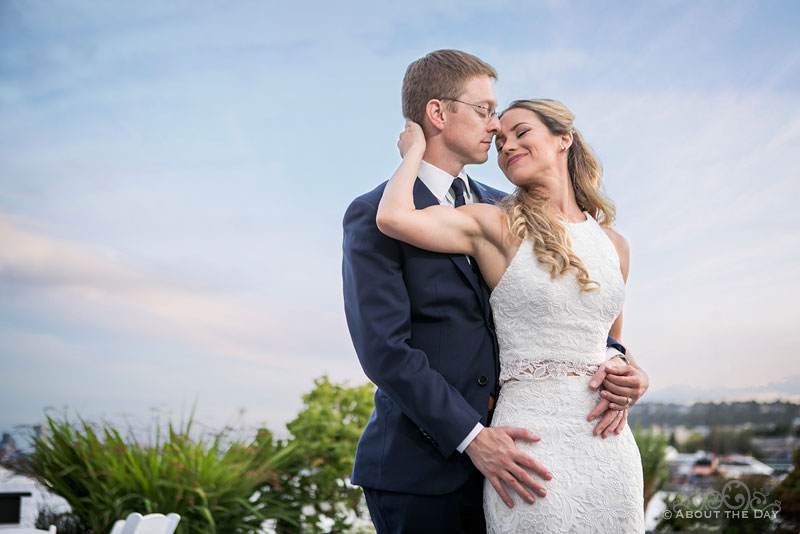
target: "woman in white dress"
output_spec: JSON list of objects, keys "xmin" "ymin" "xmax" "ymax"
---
[{"xmin": 376, "ymin": 99, "xmax": 645, "ymax": 533}]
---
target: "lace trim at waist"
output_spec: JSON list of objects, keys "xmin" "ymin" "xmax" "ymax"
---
[{"xmin": 499, "ymin": 359, "xmax": 601, "ymax": 384}]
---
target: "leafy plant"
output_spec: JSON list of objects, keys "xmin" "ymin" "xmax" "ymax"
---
[
  {"xmin": 267, "ymin": 376, "xmax": 375, "ymax": 533},
  {"xmin": 655, "ymin": 477, "xmax": 778, "ymax": 533},
  {"xmin": 35, "ymin": 507, "xmax": 89, "ymax": 534},
  {"xmin": 21, "ymin": 413, "xmax": 297, "ymax": 534},
  {"xmin": 633, "ymin": 425, "xmax": 669, "ymax": 512},
  {"xmin": 773, "ymin": 445, "xmax": 800, "ymax": 532}
]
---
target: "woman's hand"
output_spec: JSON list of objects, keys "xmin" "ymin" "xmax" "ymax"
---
[
  {"xmin": 377, "ymin": 117, "xmax": 500, "ymax": 259},
  {"xmin": 398, "ymin": 120, "xmax": 426, "ymax": 159}
]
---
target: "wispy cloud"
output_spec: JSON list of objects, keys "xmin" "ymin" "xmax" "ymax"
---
[{"xmin": 0, "ymin": 210, "xmax": 353, "ymax": 367}]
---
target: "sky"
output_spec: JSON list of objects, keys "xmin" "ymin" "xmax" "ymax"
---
[{"xmin": 1, "ymin": 0, "xmax": 799, "ymax": 436}]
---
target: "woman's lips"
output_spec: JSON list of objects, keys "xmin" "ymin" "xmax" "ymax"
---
[{"xmin": 506, "ymin": 153, "xmax": 526, "ymax": 167}]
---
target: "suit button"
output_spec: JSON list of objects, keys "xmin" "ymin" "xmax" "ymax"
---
[{"xmin": 477, "ymin": 375, "xmax": 488, "ymax": 386}]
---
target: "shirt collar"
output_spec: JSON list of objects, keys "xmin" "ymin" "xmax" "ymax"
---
[{"xmin": 418, "ymin": 160, "xmax": 471, "ymax": 203}]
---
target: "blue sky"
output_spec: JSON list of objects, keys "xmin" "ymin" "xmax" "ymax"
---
[{"xmin": 1, "ymin": 0, "xmax": 799, "ymax": 434}]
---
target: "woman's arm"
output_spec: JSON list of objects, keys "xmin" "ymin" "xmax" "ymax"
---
[
  {"xmin": 376, "ymin": 121, "xmax": 500, "ymax": 257},
  {"xmin": 592, "ymin": 227, "xmax": 644, "ymax": 437},
  {"xmin": 603, "ymin": 227, "xmax": 630, "ymax": 340}
]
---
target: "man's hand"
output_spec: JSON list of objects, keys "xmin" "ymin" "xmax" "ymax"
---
[{"xmin": 465, "ymin": 426, "xmax": 552, "ymax": 508}]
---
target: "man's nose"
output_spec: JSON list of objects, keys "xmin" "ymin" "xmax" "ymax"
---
[{"xmin": 487, "ymin": 115, "xmax": 501, "ymax": 134}]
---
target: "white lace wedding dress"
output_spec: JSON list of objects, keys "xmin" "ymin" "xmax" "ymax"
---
[{"xmin": 484, "ymin": 213, "xmax": 645, "ymax": 533}]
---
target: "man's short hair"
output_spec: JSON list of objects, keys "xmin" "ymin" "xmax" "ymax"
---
[{"xmin": 402, "ymin": 49, "xmax": 497, "ymax": 125}]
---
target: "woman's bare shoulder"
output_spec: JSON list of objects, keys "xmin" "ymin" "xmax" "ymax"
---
[
  {"xmin": 601, "ymin": 226, "xmax": 630, "ymax": 279},
  {"xmin": 601, "ymin": 226, "xmax": 629, "ymax": 254}
]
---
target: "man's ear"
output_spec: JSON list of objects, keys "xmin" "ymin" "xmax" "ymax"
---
[{"xmin": 425, "ymin": 99, "xmax": 447, "ymax": 132}]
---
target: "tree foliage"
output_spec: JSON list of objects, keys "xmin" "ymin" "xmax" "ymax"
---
[
  {"xmin": 676, "ymin": 427, "xmax": 760, "ymax": 456},
  {"xmin": 266, "ymin": 376, "xmax": 375, "ymax": 533},
  {"xmin": 773, "ymin": 445, "xmax": 800, "ymax": 532},
  {"xmin": 628, "ymin": 401, "xmax": 799, "ymax": 428},
  {"xmin": 633, "ymin": 425, "xmax": 669, "ymax": 513},
  {"xmin": 655, "ymin": 476, "xmax": 776, "ymax": 533}
]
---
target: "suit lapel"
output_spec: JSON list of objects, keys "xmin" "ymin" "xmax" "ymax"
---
[
  {"xmin": 413, "ymin": 178, "xmax": 483, "ymax": 298},
  {"xmin": 416, "ymin": 175, "xmax": 501, "ymax": 394},
  {"xmin": 449, "ymin": 252, "xmax": 482, "ymax": 298},
  {"xmin": 466, "ymin": 175, "xmax": 502, "ymax": 396},
  {"xmin": 469, "ymin": 176, "xmax": 486, "ymax": 203},
  {"xmin": 468, "ymin": 175, "xmax": 500, "ymax": 205},
  {"xmin": 413, "ymin": 178, "xmax": 439, "ymax": 209}
]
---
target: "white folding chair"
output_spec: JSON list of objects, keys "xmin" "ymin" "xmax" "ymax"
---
[
  {"xmin": 109, "ymin": 519, "xmax": 126, "ymax": 534},
  {"xmin": 110, "ymin": 512, "xmax": 180, "ymax": 534}
]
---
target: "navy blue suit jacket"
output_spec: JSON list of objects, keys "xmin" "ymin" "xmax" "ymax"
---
[
  {"xmin": 343, "ymin": 177, "xmax": 626, "ymax": 496},
  {"xmin": 343, "ymin": 177, "xmax": 504, "ymax": 495}
]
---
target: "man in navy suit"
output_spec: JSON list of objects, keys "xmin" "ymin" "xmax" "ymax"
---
[{"xmin": 342, "ymin": 50, "xmax": 648, "ymax": 534}]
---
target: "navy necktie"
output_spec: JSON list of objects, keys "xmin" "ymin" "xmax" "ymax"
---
[
  {"xmin": 451, "ymin": 178, "xmax": 466, "ymax": 207},
  {"xmin": 451, "ymin": 178, "xmax": 478, "ymax": 271}
]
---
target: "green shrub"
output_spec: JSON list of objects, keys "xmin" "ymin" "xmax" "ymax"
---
[
  {"xmin": 633, "ymin": 425, "xmax": 669, "ymax": 513},
  {"xmin": 21, "ymin": 414, "xmax": 297, "ymax": 534},
  {"xmin": 773, "ymin": 445, "xmax": 800, "ymax": 532},
  {"xmin": 655, "ymin": 477, "xmax": 778, "ymax": 533},
  {"xmin": 35, "ymin": 507, "xmax": 89, "ymax": 534},
  {"xmin": 267, "ymin": 376, "xmax": 376, "ymax": 533}
]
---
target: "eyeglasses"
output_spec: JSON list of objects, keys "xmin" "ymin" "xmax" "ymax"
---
[{"xmin": 439, "ymin": 98, "xmax": 497, "ymax": 121}]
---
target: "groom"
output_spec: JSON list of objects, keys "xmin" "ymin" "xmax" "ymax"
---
[{"xmin": 342, "ymin": 49, "xmax": 648, "ymax": 533}]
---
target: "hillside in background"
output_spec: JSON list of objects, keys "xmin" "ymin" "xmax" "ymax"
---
[{"xmin": 630, "ymin": 400, "xmax": 800, "ymax": 429}]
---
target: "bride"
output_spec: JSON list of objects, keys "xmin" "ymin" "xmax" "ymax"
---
[{"xmin": 376, "ymin": 99, "xmax": 645, "ymax": 533}]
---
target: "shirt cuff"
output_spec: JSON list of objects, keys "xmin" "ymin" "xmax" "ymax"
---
[
  {"xmin": 457, "ymin": 422, "xmax": 484, "ymax": 453},
  {"xmin": 606, "ymin": 346, "xmax": 625, "ymax": 361}
]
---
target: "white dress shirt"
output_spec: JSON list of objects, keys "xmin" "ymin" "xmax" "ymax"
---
[{"xmin": 417, "ymin": 160, "xmax": 474, "ymax": 207}]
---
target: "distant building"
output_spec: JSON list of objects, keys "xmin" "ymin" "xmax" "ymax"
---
[
  {"xmin": 665, "ymin": 448, "xmax": 708, "ymax": 483},
  {"xmin": 717, "ymin": 454, "xmax": 774, "ymax": 479},
  {"xmin": 664, "ymin": 446, "xmax": 777, "ymax": 489}
]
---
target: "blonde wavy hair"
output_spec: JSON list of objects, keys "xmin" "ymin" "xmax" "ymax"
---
[{"xmin": 499, "ymin": 99, "xmax": 616, "ymax": 292}]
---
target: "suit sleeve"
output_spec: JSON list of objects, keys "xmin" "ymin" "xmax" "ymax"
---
[
  {"xmin": 342, "ymin": 197, "xmax": 482, "ymax": 458},
  {"xmin": 606, "ymin": 336, "xmax": 625, "ymax": 354}
]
